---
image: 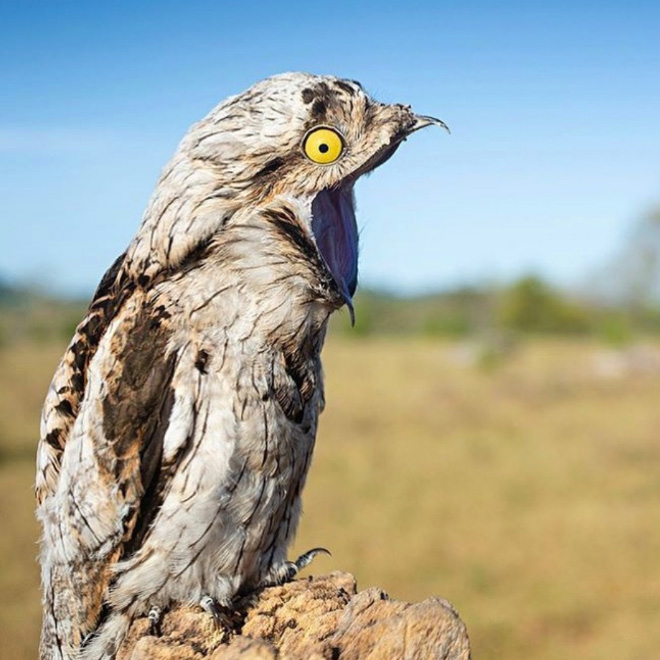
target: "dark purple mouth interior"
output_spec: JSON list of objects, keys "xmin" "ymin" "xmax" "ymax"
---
[
  {"xmin": 309, "ymin": 140, "xmax": 405, "ymax": 318},
  {"xmin": 311, "ymin": 185, "xmax": 358, "ymax": 308}
]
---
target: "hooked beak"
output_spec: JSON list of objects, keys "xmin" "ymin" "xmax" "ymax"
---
[{"xmin": 408, "ymin": 114, "xmax": 451, "ymax": 135}]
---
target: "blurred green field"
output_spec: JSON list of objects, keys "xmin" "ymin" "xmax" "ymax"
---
[{"xmin": 2, "ymin": 336, "xmax": 660, "ymax": 658}]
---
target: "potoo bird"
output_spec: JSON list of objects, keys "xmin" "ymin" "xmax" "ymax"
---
[{"xmin": 35, "ymin": 73, "xmax": 447, "ymax": 659}]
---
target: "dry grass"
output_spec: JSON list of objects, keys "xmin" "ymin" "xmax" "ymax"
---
[
  {"xmin": 0, "ymin": 342, "xmax": 62, "ymax": 659},
  {"xmin": 2, "ymin": 337, "xmax": 660, "ymax": 658}
]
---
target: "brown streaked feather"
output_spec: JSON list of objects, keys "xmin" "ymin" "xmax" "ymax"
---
[
  {"xmin": 99, "ymin": 302, "xmax": 179, "ymax": 559},
  {"xmin": 36, "ymin": 238, "xmax": 214, "ymax": 506},
  {"xmin": 36, "ymin": 252, "xmax": 134, "ymax": 504},
  {"xmin": 65, "ymin": 299, "xmax": 181, "ymax": 648}
]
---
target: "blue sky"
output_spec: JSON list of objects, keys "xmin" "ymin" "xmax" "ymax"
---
[{"xmin": 1, "ymin": 0, "xmax": 659, "ymax": 296}]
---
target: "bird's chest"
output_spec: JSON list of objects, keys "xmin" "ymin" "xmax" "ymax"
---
[
  {"xmin": 156, "ymin": 316, "xmax": 323, "ymax": 581},
  {"xmin": 147, "ymin": 252, "xmax": 329, "ymax": 584}
]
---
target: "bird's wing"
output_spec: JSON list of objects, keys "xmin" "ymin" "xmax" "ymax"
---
[
  {"xmin": 85, "ymin": 296, "xmax": 182, "ymax": 559},
  {"xmin": 39, "ymin": 289, "xmax": 188, "ymax": 649},
  {"xmin": 36, "ymin": 252, "xmax": 132, "ymax": 504}
]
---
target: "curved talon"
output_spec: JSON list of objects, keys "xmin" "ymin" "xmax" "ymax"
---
[
  {"xmin": 260, "ymin": 547, "xmax": 332, "ymax": 588},
  {"xmin": 285, "ymin": 547, "xmax": 332, "ymax": 581},
  {"xmin": 294, "ymin": 547, "xmax": 331, "ymax": 571},
  {"xmin": 199, "ymin": 595, "xmax": 231, "ymax": 629}
]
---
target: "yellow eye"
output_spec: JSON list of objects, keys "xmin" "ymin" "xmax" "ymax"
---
[{"xmin": 303, "ymin": 127, "xmax": 344, "ymax": 164}]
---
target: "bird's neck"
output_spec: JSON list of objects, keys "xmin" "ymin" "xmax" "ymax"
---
[{"xmin": 197, "ymin": 198, "xmax": 341, "ymax": 351}]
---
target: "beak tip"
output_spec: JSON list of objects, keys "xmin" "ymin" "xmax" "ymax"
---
[{"xmin": 412, "ymin": 114, "xmax": 451, "ymax": 135}]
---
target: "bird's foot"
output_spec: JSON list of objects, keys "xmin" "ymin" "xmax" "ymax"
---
[
  {"xmin": 147, "ymin": 605, "xmax": 163, "ymax": 636},
  {"xmin": 263, "ymin": 547, "xmax": 331, "ymax": 587},
  {"xmin": 199, "ymin": 595, "xmax": 233, "ymax": 630}
]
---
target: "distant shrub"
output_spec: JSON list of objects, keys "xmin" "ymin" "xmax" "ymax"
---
[
  {"xmin": 497, "ymin": 275, "xmax": 592, "ymax": 335},
  {"xmin": 422, "ymin": 313, "xmax": 470, "ymax": 338},
  {"xmin": 596, "ymin": 313, "xmax": 633, "ymax": 347}
]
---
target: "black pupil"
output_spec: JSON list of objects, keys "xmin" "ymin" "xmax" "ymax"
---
[{"xmin": 318, "ymin": 143, "xmax": 329, "ymax": 153}]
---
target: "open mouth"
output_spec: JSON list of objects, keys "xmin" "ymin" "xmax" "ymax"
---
[
  {"xmin": 310, "ymin": 139, "xmax": 404, "ymax": 318},
  {"xmin": 311, "ymin": 184, "xmax": 358, "ymax": 311}
]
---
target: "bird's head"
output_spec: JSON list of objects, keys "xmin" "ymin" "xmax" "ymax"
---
[{"xmin": 132, "ymin": 73, "xmax": 447, "ymax": 306}]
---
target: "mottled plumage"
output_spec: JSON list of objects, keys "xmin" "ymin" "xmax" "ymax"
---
[{"xmin": 36, "ymin": 72, "xmax": 446, "ymax": 659}]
